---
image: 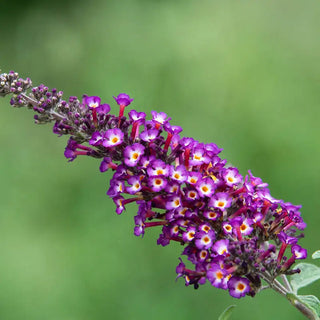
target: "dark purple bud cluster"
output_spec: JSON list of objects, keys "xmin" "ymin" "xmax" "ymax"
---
[
  {"xmin": 0, "ymin": 71, "xmax": 307, "ymax": 299},
  {"xmin": 0, "ymin": 71, "xmax": 32, "ymax": 98}
]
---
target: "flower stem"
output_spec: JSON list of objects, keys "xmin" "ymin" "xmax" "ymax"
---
[
  {"xmin": 281, "ymin": 274, "xmax": 293, "ymax": 292},
  {"xmin": 260, "ymin": 272, "xmax": 317, "ymax": 319},
  {"xmin": 286, "ymin": 294, "xmax": 318, "ymax": 320}
]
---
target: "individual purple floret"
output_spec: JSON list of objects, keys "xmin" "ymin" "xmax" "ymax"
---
[
  {"xmin": 113, "ymin": 93, "xmax": 134, "ymax": 107},
  {"xmin": 123, "ymin": 143, "xmax": 145, "ymax": 167},
  {"xmin": 102, "ymin": 128, "xmax": 124, "ymax": 148},
  {"xmin": 209, "ymin": 192, "xmax": 232, "ymax": 210},
  {"xmin": 207, "ymin": 264, "xmax": 228, "ymax": 289},
  {"xmin": 227, "ymin": 276, "xmax": 251, "ymax": 298}
]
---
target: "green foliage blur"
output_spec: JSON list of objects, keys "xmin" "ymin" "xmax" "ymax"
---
[{"xmin": 0, "ymin": 1, "xmax": 319, "ymax": 319}]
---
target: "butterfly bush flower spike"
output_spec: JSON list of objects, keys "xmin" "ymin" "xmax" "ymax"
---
[{"xmin": 0, "ymin": 71, "xmax": 309, "ymax": 304}]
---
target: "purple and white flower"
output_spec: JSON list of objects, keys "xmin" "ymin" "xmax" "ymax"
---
[
  {"xmin": 209, "ymin": 192, "xmax": 232, "ymax": 210},
  {"xmin": 196, "ymin": 177, "xmax": 216, "ymax": 198},
  {"xmin": 102, "ymin": 128, "xmax": 124, "ymax": 148},
  {"xmin": 195, "ymin": 230, "xmax": 215, "ymax": 250},
  {"xmin": 123, "ymin": 143, "xmax": 145, "ymax": 167},
  {"xmin": 227, "ymin": 276, "xmax": 251, "ymax": 299}
]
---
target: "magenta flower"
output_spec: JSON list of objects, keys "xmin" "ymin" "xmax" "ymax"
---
[
  {"xmin": 84, "ymin": 95, "xmax": 101, "ymax": 109},
  {"xmin": 89, "ymin": 131, "xmax": 104, "ymax": 146},
  {"xmin": 123, "ymin": 143, "xmax": 145, "ymax": 167},
  {"xmin": 195, "ymin": 230, "xmax": 215, "ymax": 250},
  {"xmin": 196, "ymin": 177, "xmax": 216, "ymax": 197},
  {"xmin": 185, "ymin": 189, "xmax": 199, "ymax": 201},
  {"xmin": 227, "ymin": 276, "xmax": 251, "ymax": 298},
  {"xmin": 292, "ymin": 244, "xmax": 308, "ymax": 260},
  {"xmin": 150, "ymin": 111, "xmax": 170, "ymax": 127},
  {"xmin": 149, "ymin": 176, "xmax": 167, "ymax": 192},
  {"xmin": 212, "ymin": 239, "xmax": 229, "ymax": 256},
  {"xmin": 113, "ymin": 93, "xmax": 133, "ymax": 107},
  {"xmin": 127, "ymin": 176, "xmax": 142, "ymax": 194},
  {"xmin": 207, "ymin": 264, "xmax": 228, "ymax": 289},
  {"xmin": 187, "ymin": 171, "xmax": 202, "ymax": 185},
  {"xmin": 165, "ymin": 195, "xmax": 182, "ymax": 210},
  {"xmin": 102, "ymin": 128, "xmax": 124, "ymax": 148},
  {"xmin": 182, "ymin": 227, "xmax": 197, "ymax": 242},
  {"xmin": 169, "ymin": 165, "xmax": 188, "ymax": 183},
  {"xmin": 223, "ymin": 167, "xmax": 243, "ymax": 187},
  {"xmin": 203, "ymin": 210, "xmax": 221, "ymax": 221},
  {"xmin": 209, "ymin": 192, "xmax": 232, "ymax": 210},
  {"xmin": 147, "ymin": 159, "xmax": 169, "ymax": 177},
  {"xmin": 128, "ymin": 110, "xmax": 146, "ymax": 122},
  {"xmin": 140, "ymin": 129, "xmax": 159, "ymax": 142},
  {"xmin": 189, "ymin": 147, "xmax": 211, "ymax": 166},
  {"xmin": 84, "ymin": 95, "xmax": 110, "ymax": 126}
]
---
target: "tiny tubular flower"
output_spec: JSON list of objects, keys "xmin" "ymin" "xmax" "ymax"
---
[
  {"xmin": 103, "ymin": 128, "xmax": 124, "ymax": 148},
  {"xmin": 89, "ymin": 131, "xmax": 104, "ymax": 146},
  {"xmin": 128, "ymin": 110, "xmax": 146, "ymax": 122},
  {"xmin": 187, "ymin": 171, "xmax": 202, "ymax": 185},
  {"xmin": 239, "ymin": 218, "xmax": 254, "ymax": 236},
  {"xmin": 209, "ymin": 192, "xmax": 232, "ymax": 210},
  {"xmin": 113, "ymin": 93, "xmax": 133, "ymax": 107},
  {"xmin": 222, "ymin": 222, "xmax": 233, "ymax": 235},
  {"xmin": 198, "ymin": 250, "xmax": 209, "ymax": 261},
  {"xmin": 165, "ymin": 181, "xmax": 180, "ymax": 194},
  {"xmin": 195, "ymin": 230, "xmax": 215, "ymax": 250},
  {"xmin": 166, "ymin": 195, "xmax": 182, "ymax": 210},
  {"xmin": 124, "ymin": 143, "xmax": 145, "ymax": 167},
  {"xmin": 199, "ymin": 224, "xmax": 212, "ymax": 233},
  {"xmin": 85, "ymin": 95, "xmax": 101, "ymax": 109},
  {"xmin": 182, "ymin": 226, "xmax": 197, "ymax": 242},
  {"xmin": 170, "ymin": 165, "xmax": 188, "ymax": 183},
  {"xmin": 150, "ymin": 111, "xmax": 170, "ymax": 128},
  {"xmin": 147, "ymin": 159, "xmax": 169, "ymax": 177},
  {"xmin": 185, "ymin": 189, "xmax": 199, "ymax": 201},
  {"xmin": 212, "ymin": 239, "xmax": 229, "ymax": 256},
  {"xmin": 203, "ymin": 210, "xmax": 220, "ymax": 221},
  {"xmin": 207, "ymin": 264, "xmax": 228, "ymax": 289},
  {"xmin": 227, "ymin": 276, "xmax": 251, "ymax": 299},
  {"xmin": 189, "ymin": 147, "xmax": 210, "ymax": 166},
  {"xmin": 196, "ymin": 177, "xmax": 216, "ymax": 198},
  {"xmin": 149, "ymin": 176, "xmax": 167, "ymax": 192},
  {"xmin": 223, "ymin": 167, "xmax": 243, "ymax": 187},
  {"xmin": 292, "ymin": 244, "xmax": 307, "ymax": 260},
  {"xmin": 127, "ymin": 176, "xmax": 142, "ymax": 194},
  {"xmin": 113, "ymin": 196, "xmax": 125, "ymax": 215},
  {"xmin": 140, "ymin": 129, "xmax": 159, "ymax": 142}
]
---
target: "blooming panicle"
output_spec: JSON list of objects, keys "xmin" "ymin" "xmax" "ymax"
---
[{"xmin": 1, "ymin": 70, "xmax": 308, "ymax": 299}]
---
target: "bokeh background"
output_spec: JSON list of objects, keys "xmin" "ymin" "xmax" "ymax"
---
[{"xmin": 0, "ymin": 1, "xmax": 319, "ymax": 319}]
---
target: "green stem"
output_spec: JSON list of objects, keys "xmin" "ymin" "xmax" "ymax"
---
[
  {"xmin": 286, "ymin": 294, "xmax": 318, "ymax": 320},
  {"xmin": 281, "ymin": 274, "xmax": 293, "ymax": 292},
  {"xmin": 260, "ymin": 272, "xmax": 317, "ymax": 319}
]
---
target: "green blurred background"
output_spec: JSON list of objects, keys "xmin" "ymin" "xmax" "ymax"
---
[{"xmin": 0, "ymin": 1, "xmax": 319, "ymax": 319}]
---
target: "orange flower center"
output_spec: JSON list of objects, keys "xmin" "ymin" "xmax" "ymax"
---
[
  {"xmin": 132, "ymin": 152, "xmax": 139, "ymax": 160},
  {"xmin": 203, "ymin": 236, "xmax": 210, "ymax": 243},
  {"xmin": 237, "ymin": 283, "xmax": 245, "ymax": 291},
  {"xmin": 202, "ymin": 186, "xmax": 208, "ymax": 193},
  {"xmin": 218, "ymin": 201, "xmax": 225, "ymax": 207}
]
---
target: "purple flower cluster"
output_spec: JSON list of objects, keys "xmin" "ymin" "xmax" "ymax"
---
[{"xmin": 0, "ymin": 71, "xmax": 307, "ymax": 299}]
